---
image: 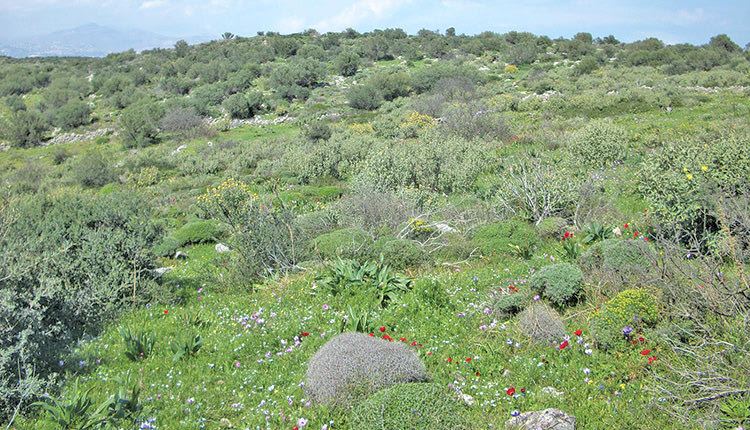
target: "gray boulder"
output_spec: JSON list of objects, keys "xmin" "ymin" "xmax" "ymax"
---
[{"xmin": 506, "ymin": 408, "xmax": 576, "ymax": 430}]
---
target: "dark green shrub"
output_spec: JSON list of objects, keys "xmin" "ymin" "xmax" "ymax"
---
[
  {"xmin": 152, "ymin": 236, "xmax": 181, "ymax": 258},
  {"xmin": 53, "ymin": 99, "xmax": 91, "ymax": 130},
  {"xmin": 314, "ymin": 227, "xmax": 373, "ymax": 261},
  {"xmin": 590, "ymin": 288, "xmax": 661, "ymax": 350},
  {"xmin": 69, "ymin": 151, "xmax": 118, "ymax": 188},
  {"xmin": 306, "ymin": 332, "xmax": 429, "ymax": 407},
  {"xmin": 119, "ymin": 100, "xmax": 163, "ymax": 148},
  {"xmin": 269, "ymin": 58, "xmax": 325, "ymax": 101},
  {"xmin": 350, "ymin": 383, "xmax": 468, "ymax": 429},
  {"xmin": 171, "ymin": 219, "xmax": 227, "ymax": 246},
  {"xmin": 303, "ymin": 122, "xmax": 332, "ymax": 142},
  {"xmin": 519, "ymin": 302, "xmax": 566, "ymax": 344},
  {"xmin": 222, "ymin": 91, "xmax": 264, "ymax": 119},
  {"xmin": 0, "ymin": 191, "xmax": 163, "ymax": 418},
  {"xmin": 374, "ymin": 238, "xmax": 425, "ymax": 271},
  {"xmin": 347, "ymin": 84, "xmax": 383, "ymax": 110},
  {"xmin": 531, "ymin": 263, "xmax": 584, "ymax": 306},
  {"xmin": 160, "ymin": 107, "xmax": 207, "ymax": 138},
  {"xmin": 335, "ymin": 51, "xmax": 361, "ymax": 77},
  {"xmin": 410, "ymin": 62, "xmax": 486, "ymax": 94},
  {"xmin": 494, "ymin": 291, "xmax": 526, "ymax": 316},
  {"xmin": 536, "ymin": 216, "xmax": 568, "ymax": 240},
  {"xmin": 567, "ymin": 120, "xmax": 627, "ymax": 168},
  {"xmin": 2, "ymin": 109, "xmax": 48, "ymax": 148},
  {"xmin": 471, "ymin": 220, "xmax": 538, "ymax": 258}
]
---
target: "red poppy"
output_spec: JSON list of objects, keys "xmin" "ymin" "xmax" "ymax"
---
[
  {"xmin": 476, "ymin": 371, "xmax": 481, "ymax": 376},
  {"xmin": 465, "ymin": 357, "xmax": 472, "ymax": 362},
  {"xmin": 624, "ymin": 223, "xmax": 629, "ymax": 228},
  {"xmin": 427, "ymin": 351, "xmax": 433, "ymax": 355},
  {"xmin": 648, "ymin": 356, "xmax": 658, "ymax": 364},
  {"xmin": 638, "ymin": 336, "xmax": 645, "ymax": 343},
  {"xmin": 368, "ymin": 333, "xmax": 374, "ymax": 337},
  {"xmin": 634, "ymin": 231, "xmax": 639, "ymax": 237},
  {"xmin": 559, "ymin": 340, "xmax": 569, "ymax": 350},
  {"xmin": 399, "ymin": 337, "xmax": 406, "ymax": 342},
  {"xmin": 379, "ymin": 326, "xmax": 386, "ymax": 332},
  {"xmin": 564, "ymin": 232, "xmax": 571, "ymax": 239},
  {"xmin": 301, "ymin": 332, "xmax": 309, "ymax": 337},
  {"xmin": 574, "ymin": 329, "xmax": 583, "ymax": 336},
  {"xmin": 520, "ymin": 388, "xmax": 525, "ymax": 394},
  {"xmin": 640, "ymin": 349, "xmax": 651, "ymax": 355},
  {"xmin": 382, "ymin": 335, "xmax": 393, "ymax": 341},
  {"xmin": 447, "ymin": 358, "xmax": 453, "ymax": 362},
  {"xmin": 507, "ymin": 387, "xmax": 516, "ymax": 396},
  {"xmin": 509, "ymin": 286, "xmax": 518, "ymax": 292},
  {"xmin": 163, "ymin": 310, "xmax": 169, "ymax": 314}
]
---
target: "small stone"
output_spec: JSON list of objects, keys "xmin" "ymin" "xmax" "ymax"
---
[
  {"xmin": 215, "ymin": 243, "xmax": 231, "ymax": 253},
  {"xmin": 506, "ymin": 408, "xmax": 576, "ymax": 430},
  {"xmin": 153, "ymin": 267, "xmax": 173, "ymax": 276},
  {"xmin": 541, "ymin": 386, "xmax": 565, "ymax": 396},
  {"xmin": 174, "ymin": 251, "xmax": 188, "ymax": 260}
]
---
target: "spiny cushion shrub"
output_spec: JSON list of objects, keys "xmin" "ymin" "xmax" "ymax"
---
[
  {"xmin": 152, "ymin": 236, "xmax": 181, "ymax": 258},
  {"xmin": 579, "ymin": 239, "xmax": 655, "ymax": 285},
  {"xmin": 313, "ymin": 227, "xmax": 373, "ymax": 261},
  {"xmin": 519, "ymin": 302, "xmax": 566, "ymax": 344},
  {"xmin": 471, "ymin": 219, "xmax": 538, "ymax": 258},
  {"xmin": 349, "ymin": 383, "xmax": 469, "ymax": 430},
  {"xmin": 566, "ymin": 120, "xmax": 627, "ymax": 168},
  {"xmin": 306, "ymin": 332, "xmax": 429, "ymax": 407},
  {"xmin": 373, "ymin": 237, "xmax": 425, "ymax": 271},
  {"xmin": 531, "ymin": 263, "xmax": 584, "ymax": 306},
  {"xmin": 590, "ymin": 288, "xmax": 661, "ymax": 350},
  {"xmin": 494, "ymin": 291, "xmax": 526, "ymax": 316},
  {"xmin": 170, "ymin": 219, "xmax": 228, "ymax": 247}
]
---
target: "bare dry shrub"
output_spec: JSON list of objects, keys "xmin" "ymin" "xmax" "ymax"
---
[{"xmin": 518, "ymin": 302, "xmax": 566, "ymax": 344}]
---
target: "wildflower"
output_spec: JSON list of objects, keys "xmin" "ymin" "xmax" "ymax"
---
[
  {"xmin": 559, "ymin": 340, "xmax": 569, "ymax": 350},
  {"xmin": 641, "ymin": 350, "xmax": 651, "ymax": 355},
  {"xmin": 163, "ymin": 310, "xmax": 169, "ymax": 314},
  {"xmin": 187, "ymin": 397, "xmax": 195, "ymax": 404},
  {"xmin": 379, "ymin": 326, "xmax": 386, "ymax": 332},
  {"xmin": 399, "ymin": 337, "xmax": 406, "ymax": 342},
  {"xmin": 648, "ymin": 356, "xmax": 658, "ymax": 364},
  {"xmin": 479, "ymin": 325, "xmax": 487, "ymax": 330},
  {"xmin": 574, "ymin": 329, "xmax": 583, "ymax": 336},
  {"xmin": 511, "ymin": 410, "xmax": 520, "ymax": 417},
  {"xmin": 465, "ymin": 357, "xmax": 472, "ymax": 362},
  {"xmin": 583, "ymin": 368, "xmax": 591, "ymax": 375},
  {"xmin": 638, "ymin": 336, "xmax": 645, "ymax": 343},
  {"xmin": 506, "ymin": 387, "xmax": 516, "ymax": 396},
  {"xmin": 447, "ymin": 358, "xmax": 453, "ymax": 362},
  {"xmin": 473, "ymin": 276, "xmax": 479, "ymax": 282},
  {"xmin": 506, "ymin": 338, "xmax": 513, "ymax": 345},
  {"xmin": 622, "ymin": 326, "xmax": 633, "ymax": 336},
  {"xmin": 301, "ymin": 332, "xmax": 310, "ymax": 337},
  {"xmin": 624, "ymin": 223, "xmax": 629, "ymax": 228},
  {"xmin": 235, "ymin": 361, "xmax": 241, "ymax": 368},
  {"xmin": 585, "ymin": 348, "xmax": 593, "ymax": 355},
  {"xmin": 232, "ymin": 403, "xmax": 239, "ymax": 408},
  {"xmin": 297, "ymin": 418, "xmax": 308, "ymax": 427},
  {"xmin": 533, "ymin": 295, "xmax": 540, "ymax": 301},
  {"xmin": 483, "ymin": 308, "xmax": 491, "ymax": 314},
  {"xmin": 78, "ymin": 361, "xmax": 86, "ymax": 367},
  {"xmin": 322, "ymin": 304, "xmax": 329, "ymax": 311}
]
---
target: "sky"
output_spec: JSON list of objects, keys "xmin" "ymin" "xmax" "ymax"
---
[{"xmin": 1, "ymin": 0, "xmax": 748, "ymax": 46}]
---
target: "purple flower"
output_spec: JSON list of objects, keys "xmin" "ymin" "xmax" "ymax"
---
[
  {"xmin": 622, "ymin": 326, "xmax": 633, "ymax": 336},
  {"xmin": 297, "ymin": 418, "xmax": 308, "ymax": 427},
  {"xmin": 187, "ymin": 397, "xmax": 195, "ymax": 404},
  {"xmin": 322, "ymin": 304, "xmax": 329, "ymax": 311},
  {"xmin": 511, "ymin": 410, "xmax": 520, "ymax": 417}
]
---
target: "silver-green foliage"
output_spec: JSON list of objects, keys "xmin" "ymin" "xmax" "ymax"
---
[
  {"xmin": 357, "ymin": 134, "xmax": 492, "ymax": 193},
  {"xmin": 350, "ymin": 383, "xmax": 468, "ymax": 429},
  {"xmin": 306, "ymin": 332, "xmax": 429, "ymax": 407},
  {"xmin": 531, "ymin": 263, "xmax": 584, "ymax": 306},
  {"xmin": 566, "ymin": 120, "xmax": 627, "ymax": 168}
]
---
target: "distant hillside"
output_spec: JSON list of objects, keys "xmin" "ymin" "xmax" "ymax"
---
[{"xmin": 0, "ymin": 23, "xmax": 209, "ymax": 57}]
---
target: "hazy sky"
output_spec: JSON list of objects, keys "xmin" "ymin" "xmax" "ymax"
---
[{"xmin": 1, "ymin": 0, "xmax": 748, "ymax": 46}]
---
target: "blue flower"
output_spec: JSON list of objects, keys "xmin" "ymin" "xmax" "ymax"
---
[{"xmin": 622, "ymin": 326, "xmax": 633, "ymax": 336}]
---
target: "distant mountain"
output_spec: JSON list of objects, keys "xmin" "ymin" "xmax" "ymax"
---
[{"xmin": 0, "ymin": 23, "xmax": 209, "ymax": 58}]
